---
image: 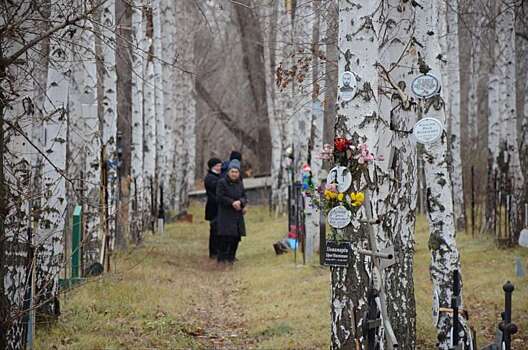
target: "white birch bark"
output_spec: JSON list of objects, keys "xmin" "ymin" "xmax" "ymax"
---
[
  {"xmin": 331, "ymin": 1, "xmax": 381, "ymax": 348},
  {"xmin": 152, "ymin": 0, "xmax": 165, "ymax": 218},
  {"xmin": 375, "ymin": 0, "xmax": 418, "ymax": 347},
  {"xmin": 37, "ymin": 1, "xmax": 71, "ymax": 319},
  {"xmin": 274, "ymin": 2, "xmax": 295, "ymax": 213},
  {"xmin": 446, "ymin": 0, "xmax": 465, "ymax": 230},
  {"xmin": 173, "ymin": 0, "xmax": 196, "ymax": 215},
  {"xmin": 100, "ymin": 0, "xmax": 118, "ymax": 249},
  {"xmin": 131, "ymin": 0, "xmax": 145, "ymax": 239},
  {"xmin": 0, "ymin": 9, "xmax": 34, "ymax": 342},
  {"xmin": 143, "ymin": 58, "xmax": 157, "ymax": 227},
  {"xmin": 415, "ymin": 1, "xmax": 467, "ymax": 347},
  {"xmin": 496, "ymin": 1, "xmax": 524, "ymax": 239},
  {"xmin": 258, "ymin": 0, "xmax": 283, "ymax": 212}
]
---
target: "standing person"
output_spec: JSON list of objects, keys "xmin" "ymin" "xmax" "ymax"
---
[
  {"xmin": 221, "ymin": 151, "xmax": 242, "ymax": 177},
  {"xmin": 216, "ymin": 159, "xmax": 247, "ymax": 263},
  {"xmin": 204, "ymin": 158, "xmax": 222, "ymax": 259}
]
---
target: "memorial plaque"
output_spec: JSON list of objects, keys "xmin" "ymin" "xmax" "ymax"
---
[
  {"xmin": 432, "ymin": 288, "xmax": 440, "ymax": 327},
  {"xmin": 340, "ymin": 71, "xmax": 358, "ymax": 102},
  {"xmin": 328, "ymin": 205, "xmax": 352, "ymax": 229},
  {"xmin": 327, "ymin": 166, "xmax": 352, "ymax": 193},
  {"xmin": 324, "ymin": 241, "xmax": 351, "ymax": 267},
  {"xmin": 411, "ymin": 73, "xmax": 440, "ymax": 98},
  {"xmin": 413, "ymin": 117, "xmax": 443, "ymax": 144}
]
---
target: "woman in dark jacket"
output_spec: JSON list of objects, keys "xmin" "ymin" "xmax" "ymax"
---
[
  {"xmin": 216, "ymin": 159, "xmax": 247, "ymax": 263},
  {"xmin": 204, "ymin": 158, "xmax": 222, "ymax": 258}
]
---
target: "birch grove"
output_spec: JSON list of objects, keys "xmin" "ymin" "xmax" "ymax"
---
[{"xmin": 1, "ymin": 0, "xmax": 528, "ymax": 348}]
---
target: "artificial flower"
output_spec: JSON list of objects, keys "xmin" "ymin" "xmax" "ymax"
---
[
  {"xmin": 334, "ymin": 138, "xmax": 350, "ymax": 152},
  {"xmin": 349, "ymin": 192, "xmax": 365, "ymax": 207},
  {"xmin": 355, "ymin": 143, "xmax": 375, "ymax": 164},
  {"xmin": 337, "ymin": 193, "xmax": 344, "ymax": 202}
]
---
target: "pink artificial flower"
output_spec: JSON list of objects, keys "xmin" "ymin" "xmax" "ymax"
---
[
  {"xmin": 355, "ymin": 143, "xmax": 375, "ymax": 164},
  {"xmin": 325, "ymin": 183, "xmax": 338, "ymax": 192}
]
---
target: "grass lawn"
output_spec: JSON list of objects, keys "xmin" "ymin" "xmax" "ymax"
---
[{"xmin": 37, "ymin": 204, "xmax": 528, "ymax": 349}]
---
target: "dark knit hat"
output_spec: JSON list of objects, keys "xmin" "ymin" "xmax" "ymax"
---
[
  {"xmin": 229, "ymin": 151, "xmax": 242, "ymax": 161},
  {"xmin": 207, "ymin": 158, "xmax": 222, "ymax": 169}
]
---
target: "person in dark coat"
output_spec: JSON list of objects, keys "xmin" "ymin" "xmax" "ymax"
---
[
  {"xmin": 216, "ymin": 159, "xmax": 247, "ymax": 263},
  {"xmin": 204, "ymin": 158, "xmax": 222, "ymax": 258},
  {"xmin": 221, "ymin": 150, "xmax": 242, "ymax": 177}
]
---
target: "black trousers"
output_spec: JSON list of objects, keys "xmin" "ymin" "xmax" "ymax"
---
[
  {"xmin": 217, "ymin": 236, "xmax": 240, "ymax": 262},
  {"xmin": 209, "ymin": 220, "xmax": 219, "ymax": 258}
]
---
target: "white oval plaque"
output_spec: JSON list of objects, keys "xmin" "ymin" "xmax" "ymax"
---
[
  {"xmin": 413, "ymin": 117, "xmax": 443, "ymax": 144},
  {"xmin": 411, "ymin": 73, "xmax": 440, "ymax": 98},
  {"xmin": 327, "ymin": 166, "xmax": 352, "ymax": 193},
  {"xmin": 432, "ymin": 288, "xmax": 440, "ymax": 327},
  {"xmin": 328, "ymin": 205, "xmax": 352, "ymax": 229},
  {"xmin": 340, "ymin": 71, "xmax": 358, "ymax": 102}
]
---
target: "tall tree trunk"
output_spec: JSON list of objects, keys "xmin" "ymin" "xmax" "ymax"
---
[
  {"xmin": 446, "ymin": 0, "xmax": 466, "ymax": 231},
  {"xmin": 416, "ymin": 1, "xmax": 468, "ymax": 347},
  {"xmin": 234, "ymin": 0, "xmax": 272, "ymax": 175},
  {"xmin": 100, "ymin": 0, "xmax": 118, "ymax": 251},
  {"xmin": 495, "ymin": 1, "xmax": 524, "ymax": 242},
  {"xmin": 131, "ymin": 0, "xmax": 145, "ymax": 241},
  {"xmin": 331, "ymin": 1, "xmax": 381, "ymax": 348},
  {"xmin": 115, "ymin": 0, "xmax": 132, "ymax": 249},
  {"xmin": 375, "ymin": 0, "xmax": 418, "ymax": 347}
]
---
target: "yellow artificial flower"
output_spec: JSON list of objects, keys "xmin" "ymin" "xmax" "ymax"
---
[
  {"xmin": 349, "ymin": 192, "xmax": 365, "ymax": 207},
  {"xmin": 324, "ymin": 190, "xmax": 332, "ymax": 200},
  {"xmin": 337, "ymin": 193, "xmax": 344, "ymax": 202}
]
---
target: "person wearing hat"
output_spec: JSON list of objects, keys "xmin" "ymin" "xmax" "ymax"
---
[
  {"xmin": 221, "ymin": 150, "xmax": 242, "ymax": 178},
  {"xmin": 204, "ymin": 158, "xmax": 222, "ymax": 258},
  {"xmin": 216, "ymin": 159, "xmax": 247, "ymax": 263}
]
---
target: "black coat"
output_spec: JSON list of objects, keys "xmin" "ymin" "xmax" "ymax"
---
[
  {"xmin": 216, "ymin": 177, "xmax": 247, "ymax": 237},
  {"xmin": 204, "ymin": 170, "xmax": 220, "ymax": 221}
]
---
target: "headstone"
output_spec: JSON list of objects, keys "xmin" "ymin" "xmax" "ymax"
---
[
  {"xmin": 327, "ymin": 205, "xmax": 352, "ymax": 229},
  {"xmin": 411, "ymin": 73, "xmax": 440, "ymax": 98},
  {"xmin": 413, "ymin": 117, "xmax": 443, "ymax": 144},
  {"xmin": 327, "ymin": 166, "xmax": 352, "ymax": 193},
  {"xmin": 340, "ymin": 71, "xmax": 357, "ymax": 102},
  {"xmin": 519, "ymin": 229, "xmax": 528, "ymax": 248},
  {"xmin": 324, "ymin": 241, "xmax": 351, "ymax": 267}
]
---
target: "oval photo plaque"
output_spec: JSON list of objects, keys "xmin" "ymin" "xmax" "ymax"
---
[
  {"xmin": 411, "ymin": 73, "xmax": 440, "ymax": 98},
  {"xmin": 328, "ymin": 206, "xmax": 352, "ymax": 229},
  {"xmin": 413, "ymin": 117, "xmax": 443, "ymax": 144},
  {"xmin": 327, "ymin": 166, "xmax": 352, "ymax": 193},
  {"xmin": 340, "ymin": 71, "xmax": 358, "ymax": 102}
]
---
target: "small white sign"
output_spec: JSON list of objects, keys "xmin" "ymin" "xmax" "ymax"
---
[
  {"xmin": 413, "ymin": 117, "xmax": 443, "ymax": 144},
  {"xmin": 340, "ymin": 71, "xmax": 357, "ymax": 102},
  {"xmin": 327, "ymin": 166, "xmax": 352, "ymax": 193},
  {"xmin": 328, "ymin": 206, "xmax": 352, "ymax": 229},
  {"xmin": 432, "ymin": 288, "xmax": 440, "ymax": 326},
  {"xmin": 411, "ymin": 73, "xmax": 440, "ymax": 98}
]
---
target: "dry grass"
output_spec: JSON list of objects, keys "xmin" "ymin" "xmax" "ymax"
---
[{"xmin": 37, "ymin": 203, "xmax": 528, "ymax": 349}]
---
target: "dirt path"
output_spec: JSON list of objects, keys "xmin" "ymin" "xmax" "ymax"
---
[{"xmin": 181, "ymin": 263, "xmax": 255, "ymax": 349}]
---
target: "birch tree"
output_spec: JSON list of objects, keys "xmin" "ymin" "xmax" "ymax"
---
[
  {"xmin": 415, "ymin": 1, "xmax": 469, "ymax": 347},
  {"xmin": 331, "ymin": 1, "xmax": 381, "ymax": 347},
  {"xmin": 100, "ymin": 0, "xmax": 118, "ymax": 250},
  {"xmin": 374, "ymin": 0, "xmax": 419, "ymax": 347},
  {"xmin": 446, "ymin": 0, "xmax": 466, "ymax": 230},
  {"xmin": 495, "ymin": 0, "xmax": 524, "ymax": 241},
  {"xmin": 131, "ymin": 0, "xmax": 146, "ymax": 242}
]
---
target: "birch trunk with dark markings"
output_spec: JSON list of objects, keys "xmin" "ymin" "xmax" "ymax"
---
[
  {"xmin": 331, "ymin": 1, "xmax": 381, "ymax": 348},
  {"xmin": 375, "ymin": 0, "xmax": 418, "ymax": 347}
]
